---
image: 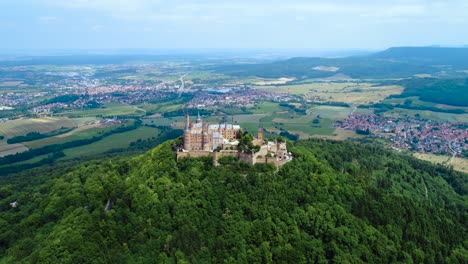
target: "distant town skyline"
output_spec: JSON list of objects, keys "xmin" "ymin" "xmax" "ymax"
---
[{"xmin": 1, "ymin": 0, "xmax": 468, "ymax": 51}]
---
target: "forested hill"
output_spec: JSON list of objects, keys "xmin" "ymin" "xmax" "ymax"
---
[
  {"xmin": 215, "ymin": 46, "xmax": 468, "ymax": 79},
  {"xmin": 371, "ymin": 47, "xmax": 468, "ymax": 66},
  {"xmin": 0, "ymin": 140, "xmax": 466, "ymax": 263}
]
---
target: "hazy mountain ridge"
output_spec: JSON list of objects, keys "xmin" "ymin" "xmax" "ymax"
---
[{"xmin": 215, "ymin": 46, "xmax": 468, "ymax": 79}]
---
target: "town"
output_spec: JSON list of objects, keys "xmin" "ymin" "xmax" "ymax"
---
[{"xmin": 336, "ymin": 114, "xmax": 468, "ymax": 156}]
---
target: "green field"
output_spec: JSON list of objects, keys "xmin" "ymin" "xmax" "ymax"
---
[
  {"xmin": 62, "ymin": 126, "xmax": 160, "ymax": 159},
  {"xmin": 250, "ymin": 102, "xmax": 288, "ymax": 114},
  {"xmin": 142, "ymin": 118, "xmax": 173, "ymax": 127},
  {"xmin": 382, "ymin": 96, "xmax": 468, "ymax": 111},
  {"xmin": 256, "ymin": 82, "xmax": 403, "ymax": 105},
  {"xmin": 384, "ymin": 108, "xmax": 468, "ymax": 122},
  {"xmin": 23, "ymin": 123, "xmax": 129, "ymax": 149},
  {"xmin": 138, "ymin": 101, "xmax": 185, "ymax": 114},
  {"xmin": 57, "ymin": 103, "xmax": 144, "ymax": 118},
  {"xmin": 0, "ymin": 117, "xmax": 94, "ymax": 140}
]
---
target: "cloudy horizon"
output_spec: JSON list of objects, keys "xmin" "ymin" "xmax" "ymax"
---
[{"xmin": 1, "ymin": 0, "xmax": 467, "ymax": 52}]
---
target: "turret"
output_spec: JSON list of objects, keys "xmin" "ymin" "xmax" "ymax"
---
[
  {"xmin": 184, "ymin": 130, "xmax": 191, "ymax": 150},
  {"xmin": 258, "ymin": 127, "xmax": 263, "ymax": 141},
  {"xmin": 202, "ymin": 123, "xmax": 210, "ymax": 151},
  {"xmin": 184, "ymin": 111, "xmax": 190, "ymax": 131},
  {"xmin": 196, "ymin": 111, "xmax": 202, "ymax": 124}
]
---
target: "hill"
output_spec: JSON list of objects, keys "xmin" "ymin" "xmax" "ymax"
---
[
  {"xmin": 371, "ymin": 47, "xmax": 468, "ymax": 67},
  {"xmin": 215, "ymin": 46, "xmax": 468, "ymax": 79},
  {"xmin": 0, "ymin": 139, "xmax": 466, "ymax": 263}
]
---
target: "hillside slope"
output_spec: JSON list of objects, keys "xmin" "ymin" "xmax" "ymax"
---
[
  {"xmin": 215, "ymin": 46, "xmax": 468, "ymax": 79},
  {"xmin": 0, "ymin": 140, "xmax": 466, "ymax": 263}
]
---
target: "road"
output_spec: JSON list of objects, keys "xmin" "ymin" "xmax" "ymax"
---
[
  {"xmin": 350, "ymin": 105, "xmax": 357, "ymax": 115},
  {"xmin": 177, "ymin": 75, "xmax": 185, "ymax": 98},
  {"xmin": 448, "ymin": 140, "xmax": 457, "ymax": 163}
]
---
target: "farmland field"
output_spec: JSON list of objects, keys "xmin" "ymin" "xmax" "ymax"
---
[
  {"xmin": 23, "ymin": 122, "xmax": 125, "ymax": 149},
  {"xmin": 57, "ymin": 103, "xmax": 144, "ymax": 118},
  {"xmin": 414, "ymin": 153, "xmax": 468, "ymax": 174},
  {"xmin": 0, "ymin": 117, "xmax": 95, "ymax": 139},
  {"xmin": 0, "ymin": 143, "xmax": 28, "ymax": 157},
  {"xmin": 384, "ymin": 108, "xmax": 468, "ymax": 122},
  {"xmin": 62, "ymin": 126, "xmax": 160, "ymax": 159},
  {"xmin": 257, "ymin": 82, "xmax": 403, "ymax": 105}
]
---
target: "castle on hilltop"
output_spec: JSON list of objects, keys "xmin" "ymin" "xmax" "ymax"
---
[
  {"xmin": 183, "ymin": 112, "xmax": 240, "ymax": 151},
  {"xmin": 177, "ymin": 112, "xmax": 292, "ymax": 168}
]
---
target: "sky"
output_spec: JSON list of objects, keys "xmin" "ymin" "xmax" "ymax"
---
[{"xmin": 1, "ymin": 0, "xmax": 468, "ymax": 52}]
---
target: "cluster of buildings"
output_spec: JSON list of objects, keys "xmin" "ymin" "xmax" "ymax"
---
[
  {"xmin": 187, "ymin": 87, "xmax": 292, "ymax": 108},
  {"xmin": 0, "ymin": 92, "xmax": 46, "ymax": 107},
  {"xmin": 177, "ymin": 112, "xmax": 292, "ymax": 167},
  {"xmin": 30, "ymin": 103, "xmax": 68, "ymax": 114},
  {"xmin": 336, "ymin": 114, "xmax": 468, "ymax": 156}
]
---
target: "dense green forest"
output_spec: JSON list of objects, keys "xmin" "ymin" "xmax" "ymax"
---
[
  {"xmin": 392, "ymin": 78, "xmax": 468, "ymax": 107},
  {"xmin": 0, "ymin": 139, "xmax": 466, "ymax": 263}
]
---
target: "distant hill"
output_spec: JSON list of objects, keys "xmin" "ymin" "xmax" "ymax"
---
[
  {"xmin": 215, "ymin": 46, "xmax": 468, "ymax": 79},
  {"xmin": 370, "ymin": 47, "xmax": 468, "ymax": 67},
  {"xmin": 0, "ymin": 140, "xmax": 466, "ymax": 263}
]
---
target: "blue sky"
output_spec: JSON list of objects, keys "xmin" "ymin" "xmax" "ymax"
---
[{"xmin": 1, "ymin": 0, "xmax": 467, "ymax": 51}]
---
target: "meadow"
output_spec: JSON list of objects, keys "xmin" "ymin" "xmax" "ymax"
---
[
  {"xmin": 0, "ymin": 117, "xmax": 94, "ymax": 140},
  {"xmin": 0, "ymin": 143, "xmax": 28, "ymax": 157},
  {"xmin": 56, "ymin": 103, "xmax": 144, "ymax": 118},
  {"xmin": 256, "ymin": 82, "xmax": 403, "ymax": 105},
  {"xmin": 383, "ymin": 108, "xmax": 468, "ymax": 122},
  {"xmin": 23, "ymin": 122, "xmax": 130, "ymax": 149},
  {"xmin": 414, "ymin": 153, "xmax": 468, "ymax": 174},
  {"xmin": 62, "ymin": 126, "xmax": 160, "ymax": 159}
]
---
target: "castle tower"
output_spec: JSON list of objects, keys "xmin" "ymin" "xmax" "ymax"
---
[
  {"xmin": 184, "ymin": 111, "xmax": 190, "ymax": 131},
  {"xmin": 184, "ymin": 130, "xmax": 191, "ymax": 150},
  {"xmin": 258, "ymin": 127, "xmax": 263, "ymax": 141},
  {"xmin": 202, "ymin": 123, "xmax": 211, "ymax": 151},
  {"xmin": 196, "ymin": 111, "xmax": 202, "ymax": 124}
]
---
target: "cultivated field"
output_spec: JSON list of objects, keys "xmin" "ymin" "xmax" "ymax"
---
[
  {"xmin": 23, "ymin": 122, "xmax": 124, "ymax": 149},
  {"xmin": 384, "ymin": 109, "xmax": 468, "ymax": 122},
  {"xmin": 0, "ymin": 117, "xmax": 95, "ymax": 139},
  {"xmin": 57, "ymin": 103, "xmax": 144, "ymax": 118},
  {"xmin": 257, "ymin": 82, "xmax": 404, "ymax": 105},
  {"xmin": 62, "ymin": 126, "xmax": 160, "ymax": 159},
  {"xmin": 0, "ymin": 143, "xmax": 28, "ymax": 157},
  {"xmin": 414, "ymin": 153, "xmax": 468, "ymax": 174}
]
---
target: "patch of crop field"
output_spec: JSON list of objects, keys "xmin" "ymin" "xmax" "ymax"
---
[
  {"xmin": 185, "ymin": 71, "xmax": 231, "ymax": 81},
  {"xmin": 57, "ymin": 103, "xmax": 143, "ymax": 118},
  {"xmin": 414, "ymin": 74, "xmax": 434, "ymax": 78},
  {"xmin": 0, "ymin": 143, "xmax": 28, "ymax": 157},
  {"xmin": 308, "ymin": 105, "xmax": 354, "ymax": 119},
  {"xmin": 272, "ymin": 115, "xmax": 315, "ymax": 124},
  {"xmin": 138, "ymin": 101, "xmax": 185, "ymax": 114},
  {"xmin": 307, "ymin": 128, "xmax": 362, "ymax": 140},
  {"xmin": 354, "ymin": 108, "xmax": 374, "ymax": 114},
  {"xmin": 413, "ymin": 153, "xmax": 468, "ymax": 174},
  {"xmin": 0, "ymin": 81, "xmax": 25, "ymax": 86},
  {"xmin": 383, "ymin": 108, "xmax": 468, "ymax": 122},
  {"xmin": 257, "ymin": 82, "xmax": 403, "ymax": 105},
  {"xmin": 23, "ymin": 123, "xmax": 126, "ymax": 149},
  {"xmin": 55, "ymin": 123, "xmax": 103, "ymax": 138},
  {"xmin": 0, "ymin": 117, "xmax": 93, "ymax": 139},
  {"xmin": 250, "ymin": 102, "xmax": 287, "ymax": 114},
  {"xmin": 62, "ymin": 126, "xmax": 160, "ymax": 159},
  {"xmin": 143, "ymin": 118, "xmax": 173, "ymax": 127},
  {"xmin": 253, "ymin": 77, "xmax": 295, "ymax": 85},
  {"xmin": 6, "ymin": 153, "xmax": 51, "ymax": 166},
  {"xmin": 381, "ymin": 96, "xmax": 468, "ymax": 111}
]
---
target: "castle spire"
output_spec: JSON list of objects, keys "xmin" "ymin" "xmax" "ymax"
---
[
  {"xmin": 184, "ymin": 111, "xmax": 190, "ymax": 131},
  {"xmin": 196, "ymin": 110, "xmax": 202, "ymax": 123}
]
